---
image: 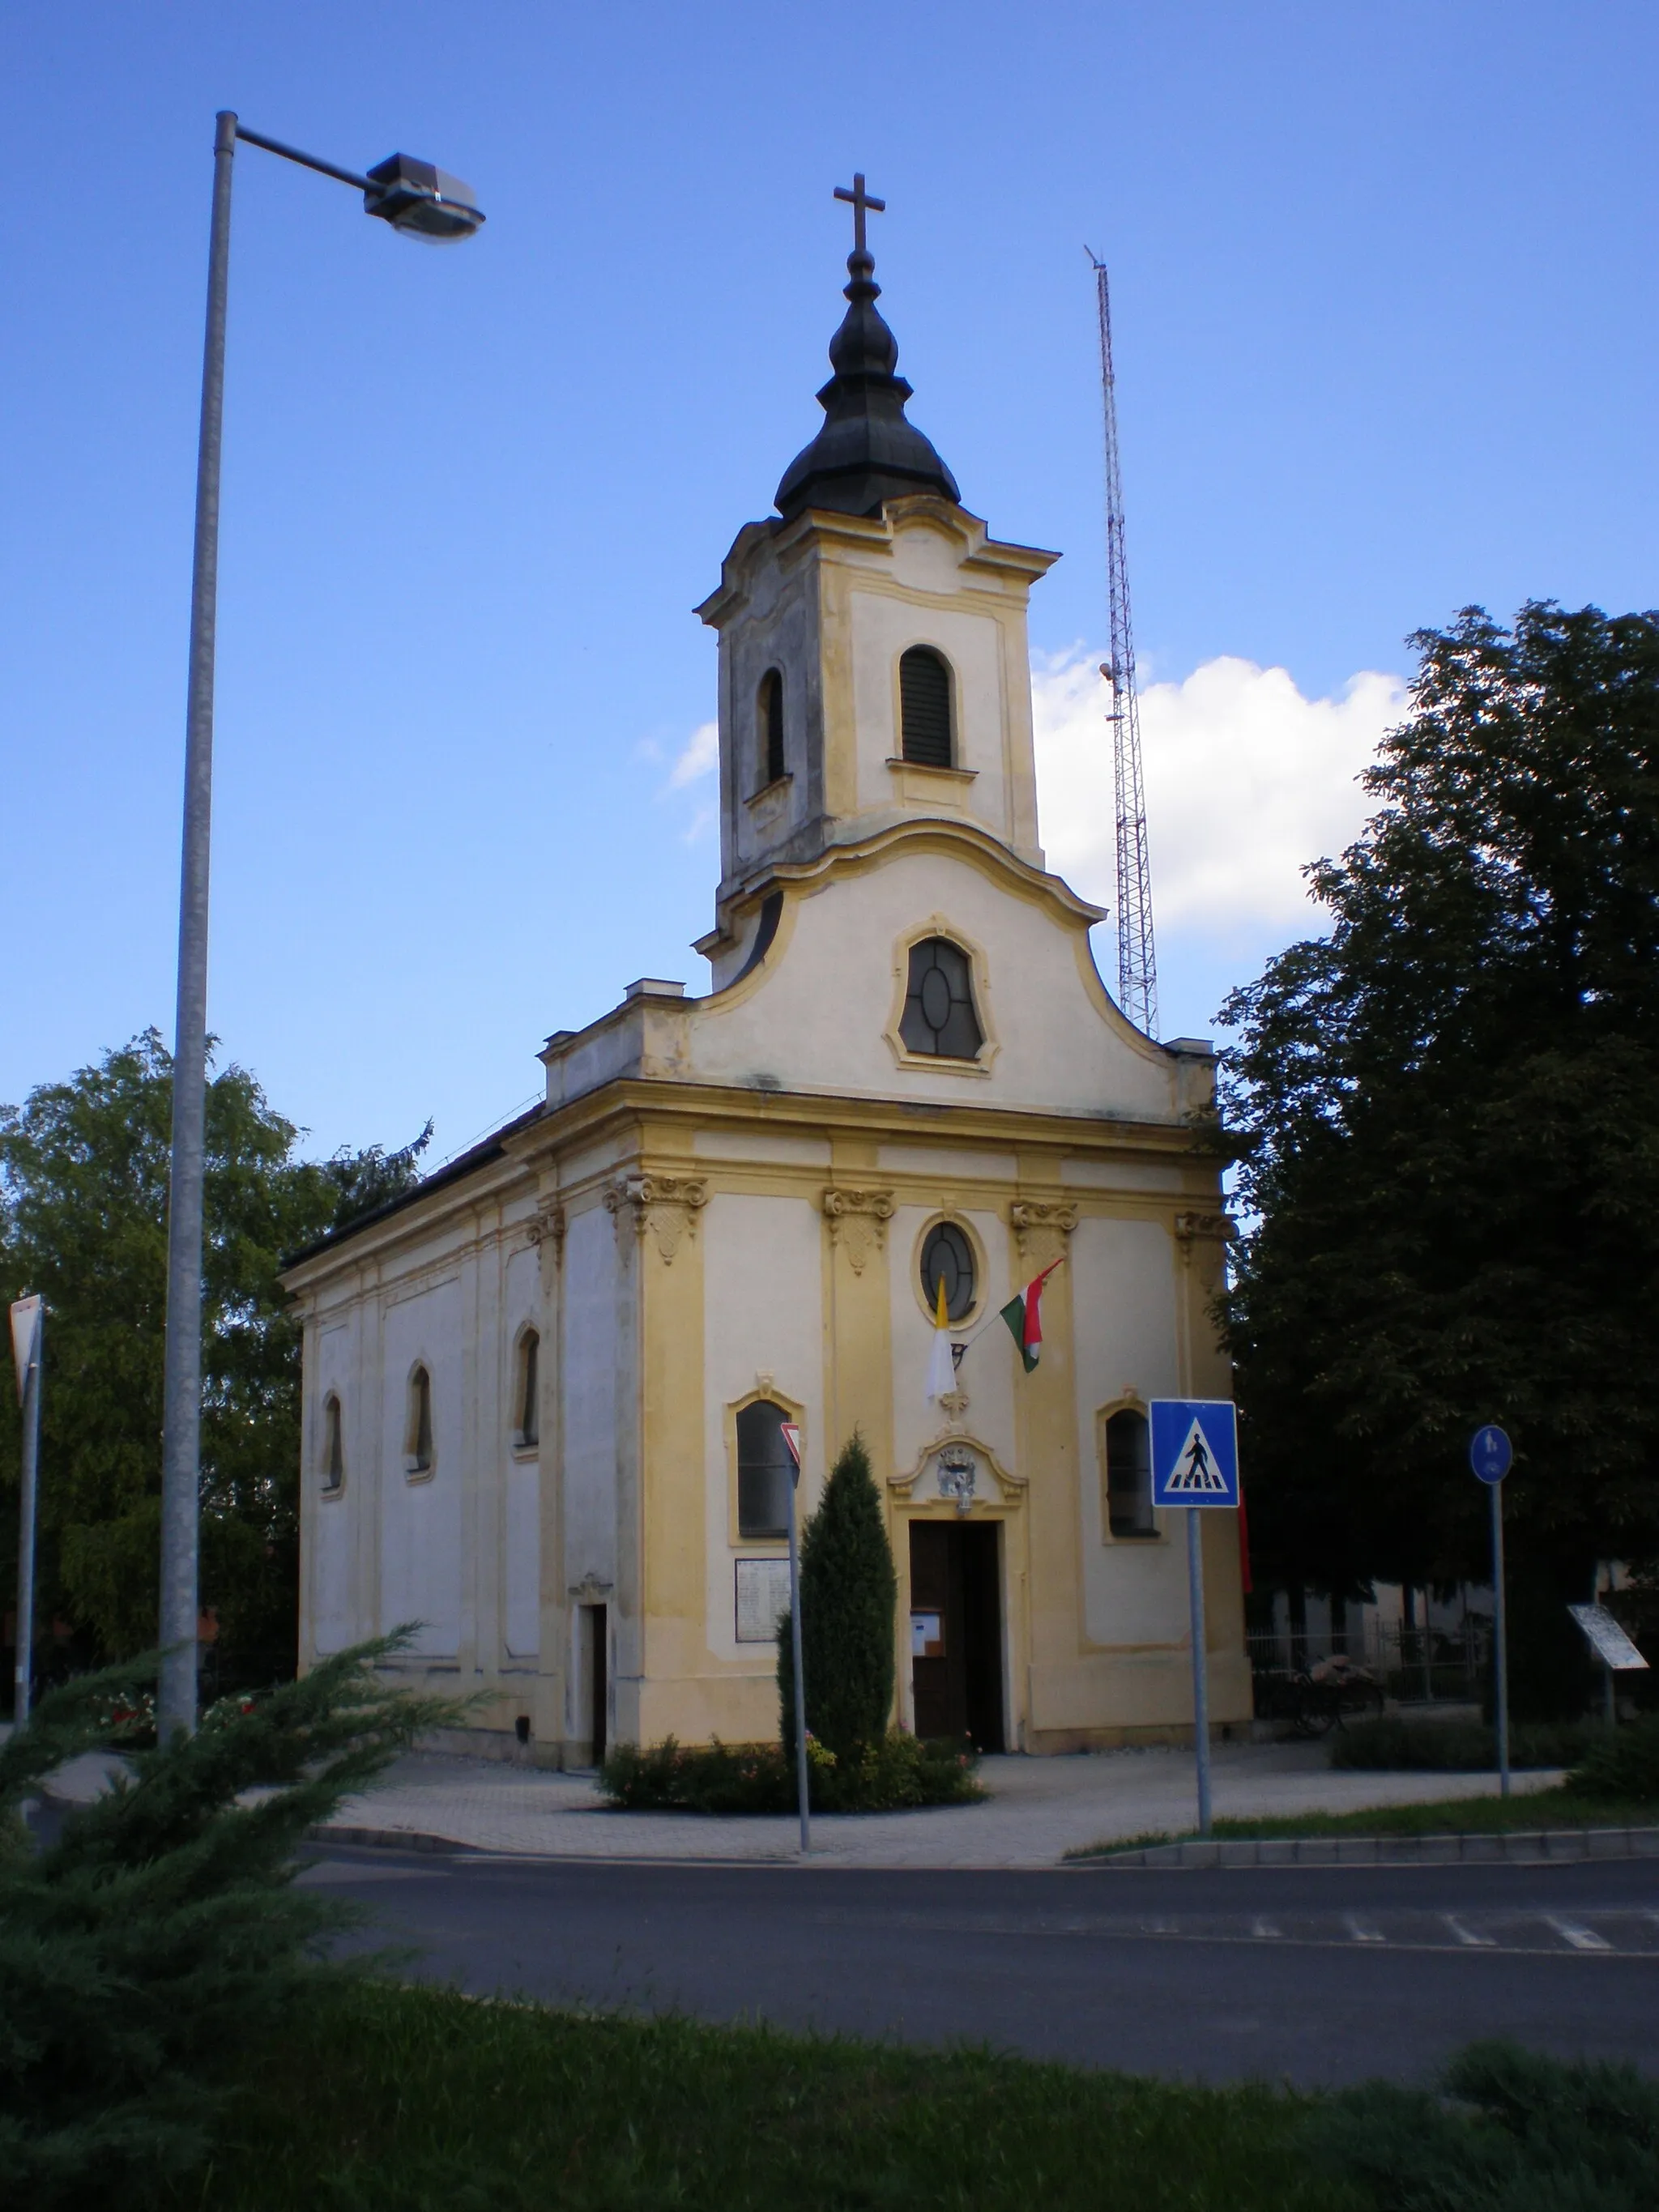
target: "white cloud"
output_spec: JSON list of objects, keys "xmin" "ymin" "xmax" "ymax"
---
[
  {"xmin": 1031, "ymin": 651, "xmax": 1408, "ymax": 935},
  {"xmin": 667, "ymin": 719, "xmax": 719, "ymax": 789}
]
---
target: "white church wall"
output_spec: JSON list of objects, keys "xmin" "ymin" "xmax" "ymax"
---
[
  {"xmin": 309, "ymin": 1319, "xmax": 354, "ymax": 1655},
  {"xmin": 701, "ymin": 1190, "xmax": 823, "ymax": 1662},
  {"xmin": 562, "ymin": 1201, "xmax": 620, "ymax": 1596},
  {"xmin": 502, "ymin": 1240, "xmax": 541, "ymax": 1659},
  {"xmin": 1069, "ymin": 1214, "xmax": 1191, "ymax": 1647},
  {"xmin": 379, "ymin": 1276, "xmax": 464, "ymax": 1656},
  {"xmin": 688, "ymin": 850, "xmax": 1175, "ymax": 1121},
  {"xmin": 889, "ymin": 1202, "xmax": 1014, "ymax": 1481}
]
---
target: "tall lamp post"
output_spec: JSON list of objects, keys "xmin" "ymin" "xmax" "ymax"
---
[{"xmin": 158, "ymin": 115, "xmax": 484, "ymax": 1741}]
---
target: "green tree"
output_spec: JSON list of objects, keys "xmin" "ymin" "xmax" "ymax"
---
[
  {"xmin": 1219, "ymin": 603, "xmax": 1659, "ymax": 1715},
  {"xmin": 0, "ymin": 1032, "xmax": 427, "ymax": 1690},
  {"xmin": 778, "ymin": 1432, "xmax": 898, "ymax": 1760}
]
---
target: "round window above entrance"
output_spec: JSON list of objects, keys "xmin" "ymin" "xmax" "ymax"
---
[{"xmin": 920, "ymin": 1221, "xmax": 976, "ymax": 1323}]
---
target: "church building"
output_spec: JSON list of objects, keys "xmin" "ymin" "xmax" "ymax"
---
[{"xmin": 282, "ymin": 190, "xmax": 1248, "ymax": 1763}]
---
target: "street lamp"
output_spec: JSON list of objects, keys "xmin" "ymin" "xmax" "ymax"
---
[{"xmin": 157, "ymin": 113, "xmax": 484, "ymax": 1741}]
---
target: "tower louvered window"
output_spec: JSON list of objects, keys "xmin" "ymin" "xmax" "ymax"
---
[
  {"xmin": 899, "ymin": 646, "xmax": 953, "ymax": 767},
  {"xmin": 759, "ymin": 668, "xmax": 786, "ymax": 786}
]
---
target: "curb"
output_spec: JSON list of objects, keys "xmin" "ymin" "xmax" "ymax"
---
[
  {"xmin": 311, "ymin": 1824, "xmax": 470, "ymax": 1855},
  {"xmin": 1088, "ymin": 1826, "xmax": 1659, "ymax": 1868}
]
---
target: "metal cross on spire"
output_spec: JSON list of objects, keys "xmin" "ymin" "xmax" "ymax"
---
[{"xmin": 834, "ymin": 172, "xmax": 885, "ymax": 254}]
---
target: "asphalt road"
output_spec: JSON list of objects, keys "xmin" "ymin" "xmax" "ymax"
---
[{"xmin": 299, "ymin": 1847, "xmax": 1659, "ymax": 2086}]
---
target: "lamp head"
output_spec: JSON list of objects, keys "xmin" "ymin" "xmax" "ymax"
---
[{"xmin": 364, "ymin": 153, "xmax": 484, "ymax": 242}]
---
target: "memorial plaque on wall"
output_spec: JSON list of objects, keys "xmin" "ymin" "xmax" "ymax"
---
[{"xmin": 735, "ymin": 1557, "xmax": 792, "ymax": 1644}]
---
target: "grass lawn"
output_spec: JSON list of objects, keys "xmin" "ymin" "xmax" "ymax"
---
[
  {"xmin": 1068, "ymin": 1788, "xmax": 1659, "ymax": 1857},
  {"xmin": 171, "ymin": 1978, "xmax": 1361, "ymax": 2212}
]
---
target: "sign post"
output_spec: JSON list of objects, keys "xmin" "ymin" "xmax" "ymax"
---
[
  {"xmin": 10, "ymin": 1297, "xmax": 44, "ymax": 1726},
  {"xmin": 1150, "ymin": 1399, "xmax": 1240, "ymax": 1839},
  {"xmin": 778, "ymin": 1420, "xmax": 809, "ymax": 1856},
  {"xmin": 1469, "ymin": 1424, "xmax": 1512, "ymax": 1798},
  {"xmin": 1567, "ymin": 1601, "xmax": 1648, "ymax": 1728}
]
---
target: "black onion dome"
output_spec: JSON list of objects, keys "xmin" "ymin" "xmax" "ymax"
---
[{"xmin": 774, "ymin": 247, "xmax": 961, "ymax": 522}]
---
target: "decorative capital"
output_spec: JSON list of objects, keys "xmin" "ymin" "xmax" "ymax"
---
[
  {"xmin": 527, "ymin": 1201, "xmax": 566, "ymax": 1255},
  {"xmin": 822, "ymin": 1186, "xmax": 895, "ymax": 1276},
  {"xmin": 605, "ymin": 1173, "xmax": 709, "ymax": 1264},
  {"xmin": 1174, "ymin": 1210, "xmax": 1231, "ymax": 1246},
  {"xmin": 1010, "ymin": 1199, "xmax": 1078, "ymax": 1266}
]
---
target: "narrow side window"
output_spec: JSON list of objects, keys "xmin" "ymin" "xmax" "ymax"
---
[
  {"xmin": 736, "ymin": 1398, "xmax": 792, "ymax": 1540},
  {"xmin": 405, "ymin": 1365, "xmax": 434, "ymax": 1477},
  {"xmin": 899, "ymin": 646, "xmax": 953, "ymax": 767},
  {"xmin": 1106, "ymin": 1409, "xmax": 1155, "ymax": 1537},
  {"xmin": 514, "ymin": 1328, "xmax": 539, "ymax": 1450},
  {"xmin": 759, "ymin": 667, "xmax": 786, "ymax": 787},
  {"xmin": 322, "ymin": 1393, "xmax": 344, "ymax": 1493}
]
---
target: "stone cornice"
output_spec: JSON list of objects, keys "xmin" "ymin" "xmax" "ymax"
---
[{"xmin": 284, "ymin": 1077, "xmax": 1218, "ymax": 1294}]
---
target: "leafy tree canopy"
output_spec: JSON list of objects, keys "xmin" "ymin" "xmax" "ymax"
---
[
  {"xmin": 0, "ymin": 1032, "xmax": 428, "ymax": 1681},
  {"xmin": 1219, "ymin": 603, "xmax": 1659, "ymax": 1654}
]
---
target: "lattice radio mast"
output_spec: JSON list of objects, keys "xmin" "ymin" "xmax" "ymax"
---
[{"xmin": 1087, "ymin": 252, "xmax": 1158, "ymax": 1037}]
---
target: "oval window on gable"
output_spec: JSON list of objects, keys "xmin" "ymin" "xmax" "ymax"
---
[
  {"xmin": 899, "ymin": 646, "xmax": 953, "ymax": 767},
  {"xmin": 900, "ymin": 937, "xmax": 983, "ymax": 1060},
  {"xmin": 920, "ymin": 1221, "xmax": 976, "ymax": 1323}
]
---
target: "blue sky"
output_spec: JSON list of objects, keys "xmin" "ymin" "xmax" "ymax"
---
[{"xmin": 4, "ymin": 3, "xmax": 1655, "ymax": 1165}]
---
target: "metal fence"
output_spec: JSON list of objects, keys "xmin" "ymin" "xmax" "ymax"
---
[{"xmin": 1247, "ymin": 1617, "xmax": 1491, "ymax": 1707}]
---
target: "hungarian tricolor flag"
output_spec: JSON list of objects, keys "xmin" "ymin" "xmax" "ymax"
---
[{"xmin": 998, "ymin": 1259, "xmax": 1062, "ymax": 1373}]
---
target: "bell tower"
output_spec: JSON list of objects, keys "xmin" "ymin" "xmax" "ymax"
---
[{"xmin": 695, "ymin": 179, "xmax": 1059, "ymax": 982}]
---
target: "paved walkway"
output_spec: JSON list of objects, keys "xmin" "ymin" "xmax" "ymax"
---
[{"xmin": 321, "ymin": 1742, "xmax": 1563, "ymax": 1869}]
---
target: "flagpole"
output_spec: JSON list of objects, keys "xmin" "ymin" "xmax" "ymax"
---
[{"xmin": 10, "ymin": 1298, "xmax": 44, "ymax": 1726}]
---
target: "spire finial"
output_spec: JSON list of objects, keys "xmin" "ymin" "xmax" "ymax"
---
[
  {"xmin": 833, "ymin": 172, "xmax": 885, "ymax": 258},
  {"xmin": 772, "ymin": 174, "xmax": 960, "ymax": 523}
]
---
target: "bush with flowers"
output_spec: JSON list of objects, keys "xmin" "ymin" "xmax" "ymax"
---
[{"xmin": 599, "ymin": 1728, "xmax": 981, "ymax": 1814}]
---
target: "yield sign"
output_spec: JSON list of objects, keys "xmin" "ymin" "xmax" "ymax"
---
[
  {"xmin": 778, "ymin": 1421, "xmax": 802, "ymax": 1468},
  {"xmin": 1149, "ymin": 1398, "xmax": 1239, "ymax": 1508}
]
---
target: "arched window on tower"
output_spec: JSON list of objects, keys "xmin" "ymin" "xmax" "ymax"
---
[
  {"xmin": 759, "ymin": 668, "xmax": 786, "ymax": 787},
  {"xmin": 1106, "ymin": 1408, "xmax": 1155, "ymax": 1537},
  {"xmin": 899, "ymin": 646, "xmax": 953, "ymax": 767},
  {"xmin": 736, "ymin": 1398, "xmax": 792, "ymax": 1540},
  {"xmin": 900, "ymin": 937, "xmax": 983, "ymax": 1059}
]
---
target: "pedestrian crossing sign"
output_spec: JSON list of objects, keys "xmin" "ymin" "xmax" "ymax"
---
[{"xmin": 1149, "ymin": 1399, "xmax": 1239, "ymax": 1508}]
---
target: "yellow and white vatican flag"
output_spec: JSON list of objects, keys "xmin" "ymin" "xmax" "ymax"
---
[{"xmin": 925, "ymin": 1274, "xmax": 957, "ymax": 1408}]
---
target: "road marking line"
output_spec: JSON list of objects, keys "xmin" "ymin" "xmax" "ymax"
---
[
  {"xmin": 1547, "ymin": 1917, "xmax": 1613, "ymax": 1952},
  {"xmin": 1345, "ymin": 1914, "xmax": 1385, "ymax": 1943},
  {"xmin": 1252, "ymin": 1916, "xmax": 1282, "ymax": 1940},
  {"xmin": 1443, "ymin": 1916, "xmax": 1495, "ymax": 1947}
]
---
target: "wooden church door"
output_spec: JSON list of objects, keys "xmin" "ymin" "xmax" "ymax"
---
[{"xmin": 908, "ymin": 1521, "xmax": 1004, "ymax": 1750}]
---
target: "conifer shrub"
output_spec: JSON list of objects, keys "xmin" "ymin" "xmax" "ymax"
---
[
  {"xmin": 778, "ymin": 1431, "xmax": 897, "ymax": 1764},
  {"xmin": 0, "ymin": 1630, "xmax": 455, "ymax": 2208}
]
